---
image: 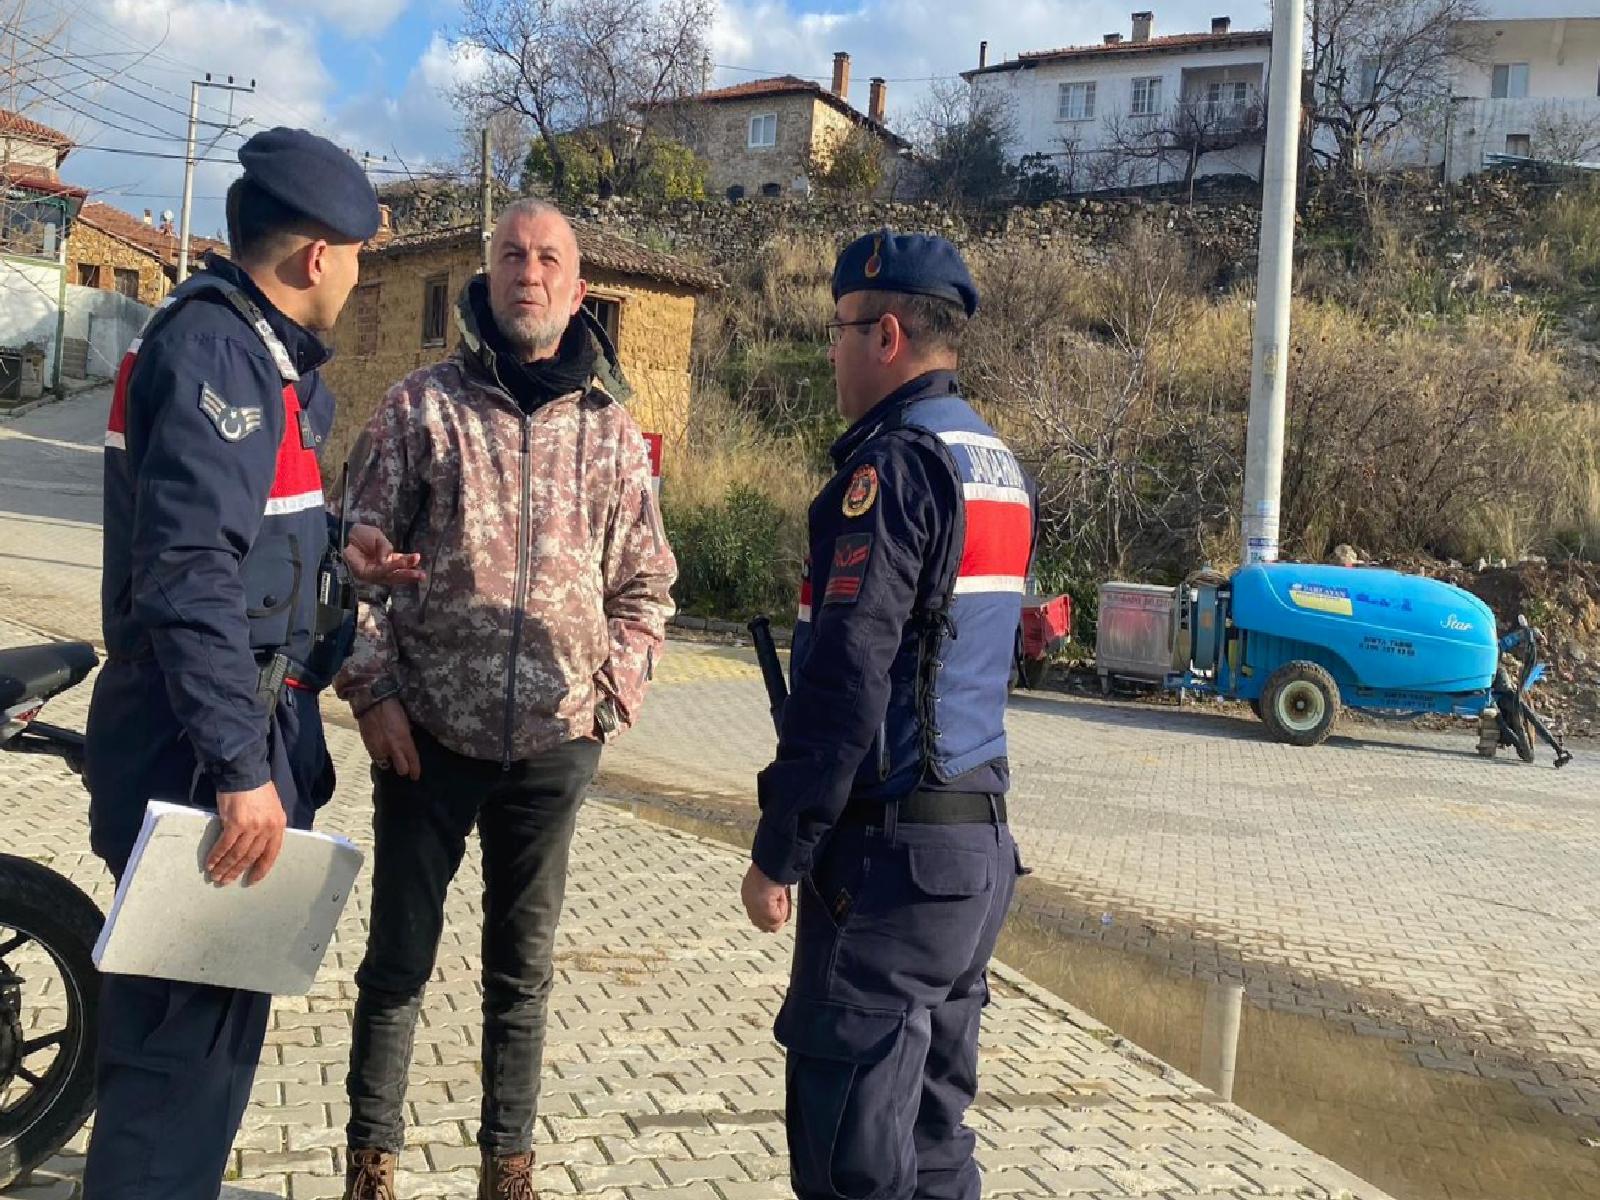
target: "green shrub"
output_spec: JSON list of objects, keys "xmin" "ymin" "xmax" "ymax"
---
[{"xmin": 664, "ymin": 484, "xmax": 796, "ymax": 620}]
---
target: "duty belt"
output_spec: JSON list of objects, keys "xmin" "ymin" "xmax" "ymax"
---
[{"xmin": 841, "ymin": 790, "xmax": 1006, "ymax": 827}]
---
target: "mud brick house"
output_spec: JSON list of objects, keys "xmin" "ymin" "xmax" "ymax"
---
[
  {"xmin": 66, "ymin": 203, "xmax": 226, "ymax": 307},
  {"xmin": 319, "ymin": 219, "xmax": 721, "ymax": 478}
]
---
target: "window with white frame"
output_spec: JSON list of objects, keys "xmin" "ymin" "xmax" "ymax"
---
[
  {"xmin": 1131, "ymin": 77, "xmax": 1163, "ymax": 117},
  {"xmin": 1058, "ymin": 81, "xmax": 1096, "ymax": 121},
  {"xmin": 1505, "ymin": 133, "xmax": 1532, "ymax": 157},
  {"xmin": 1491, "ymin": 63, "xmax": 1530, "ymax": 99},
  {"xmin": 1206, "ymin": 80, "xmax": 1251, "ymax": 116},
  {"xmin": 748, "ymin": 113, "xmax": 777, "ymax": 148}
]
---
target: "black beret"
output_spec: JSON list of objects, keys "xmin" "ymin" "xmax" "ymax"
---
[
  {"xmin": 832, "ymin": 228, "xmax": 979, "ymax": 317},
  {"xmin": 237, "ymin": 127, "xmax": 381, "ymax": 243}
]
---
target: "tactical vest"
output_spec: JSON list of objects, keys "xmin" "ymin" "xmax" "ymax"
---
[
  {"xmin": 103, "ymin": 273, "xmax": 334, "ymax": 685},
  {"xmin": 793, "ymin": 392, "xmax": 1033, "ymax": 799}
]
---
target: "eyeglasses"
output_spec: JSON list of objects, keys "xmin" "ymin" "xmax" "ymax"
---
[{"xmin": 825, "ymin": 317, "xmax": 883, "ymax": 345}]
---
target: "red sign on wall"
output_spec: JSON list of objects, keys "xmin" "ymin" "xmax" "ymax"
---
[{"xmin": 642, "ymin": 432, "xmax": 662, "ymax": 499}]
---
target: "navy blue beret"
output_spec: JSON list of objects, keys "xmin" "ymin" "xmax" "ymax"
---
[
  {"xmin": 237, "ymin": 127, "xmax": 381, "ymax": 243},
  {"xmin": 832, "ymin": 228, "xmax": 978, "ymax": 317}
]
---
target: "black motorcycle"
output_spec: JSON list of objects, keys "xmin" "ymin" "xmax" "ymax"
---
[{"xmin": 0, "ymin": 642, "xmax": 103, "ymax": 1188}]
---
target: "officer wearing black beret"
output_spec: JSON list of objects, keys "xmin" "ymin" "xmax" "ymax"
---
[
  {"xmin": 83, "ymin": 127, "xmax": 422, "ymax": 1199},
  {"xmin": 741, "ymin": 229, "xmax": 1036, "ymax": 1200}
]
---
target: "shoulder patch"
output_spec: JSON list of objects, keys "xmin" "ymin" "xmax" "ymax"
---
[
  {"xmin": 823, "ymin": 533, "xmax": 872, "ymax": 606},
  {"xmin": 842, "ymin": 464, "xmax": 878, "ymax": 518},
  {"xmin": 198, "ymin": 382, "xmax": 263, "ymax": 443}
]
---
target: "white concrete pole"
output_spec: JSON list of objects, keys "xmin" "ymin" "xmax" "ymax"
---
[
  {"xmin": 1241, "ymin": 0, "xmax": 1307, "ymax": 565},
  {"xmin": 177, "ymin": 81, "xmax": 200, "ymax": 283},
  {"xmin": 1199, "ymin": 981, "xmax": 1246, "ymax": 1101}
]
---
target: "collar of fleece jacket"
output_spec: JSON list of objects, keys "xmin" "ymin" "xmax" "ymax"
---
[{"xmin": 451, "ymin": 272, "xmax": 634, "ymax": 405}]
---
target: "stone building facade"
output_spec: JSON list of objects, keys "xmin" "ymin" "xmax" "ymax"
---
[
  {"xmin": 318, "ymin": 222, "xmax": 720, "ymax": 482},
  {"xmin": 663, "ymin": 55, "xmax": 912, "ymax": 200}
]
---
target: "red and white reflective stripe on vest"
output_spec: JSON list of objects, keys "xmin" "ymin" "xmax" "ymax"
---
[
  {"xmin": 936, "ymin": 430, "xmax": 1031, "ymax": 596},
  {"xmin": 103, "ymin": 310, "xmax": 324, "ymax": 519},
  {"xmin": 797, "ymin": 569, "xmax": 813, "ymax": 625}
]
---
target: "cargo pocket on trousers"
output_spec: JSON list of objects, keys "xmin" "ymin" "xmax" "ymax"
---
[
  {"xmin": 775, "ymin": 998, "xmax": 909, "ymax": 1200},
  {"xmin": 906, "ymin": 844, "xmax": 992, "ymax": 898}
]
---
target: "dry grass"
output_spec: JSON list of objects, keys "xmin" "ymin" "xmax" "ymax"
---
[{"xmin": 664, "ymin": 200, "xmax": 1600, "ymax": 621}]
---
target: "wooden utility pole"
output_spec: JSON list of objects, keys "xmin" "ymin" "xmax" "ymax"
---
[{"xmin": 480, "ymin": 126, "xmax": 493, "ymax": 274}]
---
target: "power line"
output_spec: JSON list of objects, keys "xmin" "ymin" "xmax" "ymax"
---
[
  {"xmin": 9, "ymin": 23, "xmax": 242, "ymax": 129},
  {"xmin": 22, "ymin": 77, "xmax": 201, "ymax": 144},
  {"xmin": 32, "ymin": 0, "xmax": 252, "ymax": 123},
  {"xmin": 68, "ymin": 141, "xmax": 459, "ymax": 178},
  {"xmin": 710, "ymin": 62, "xmax": 962, "ymax": 85}
]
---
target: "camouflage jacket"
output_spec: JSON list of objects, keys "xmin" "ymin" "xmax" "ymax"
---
[{"xmin": 334, "ymin": 281, "xmax": 677, "ymax": 764}]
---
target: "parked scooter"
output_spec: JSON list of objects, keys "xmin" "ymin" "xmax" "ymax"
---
[{"xmin": 0, "ymin": 641, "xmax": 102, "ymax": 1187}]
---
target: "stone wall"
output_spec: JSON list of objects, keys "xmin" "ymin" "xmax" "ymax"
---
[
  {"xmin": 65, "ymin": 223, "xmax": 167, "ymax": 307},
  {"xmin": 569, "ymin": 194, "xmax": 1265, "ymax": 279},
  {"xmin": 381, "ymin": 181, "xmax": 1265, "ymax": 281},
  {"xmin": 319, "ymin": 238, "xmax": 697, "ymax": 486}
]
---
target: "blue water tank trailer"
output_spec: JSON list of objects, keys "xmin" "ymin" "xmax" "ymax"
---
[{"xmin": 1169, "ymin": 563, "xmax": 1501, "ymax": 745}]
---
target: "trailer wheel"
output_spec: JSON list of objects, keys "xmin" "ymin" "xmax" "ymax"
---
[{"xmin": 1260, "ymin": 661, "xmax": 1340, "ymax": 747}]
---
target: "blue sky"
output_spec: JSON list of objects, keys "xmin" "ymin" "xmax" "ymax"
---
[{"xmin": 27, "ymin": 0, "xmax": 1599, "ymax": 235}]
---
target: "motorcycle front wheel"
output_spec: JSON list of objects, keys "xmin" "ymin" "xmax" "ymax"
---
[{"xmin": 0, "ymin": 853, "xmax": 102, "ymax": 1188}]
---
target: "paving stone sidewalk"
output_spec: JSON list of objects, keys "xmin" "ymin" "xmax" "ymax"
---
[{"xmin": 0, "ymin": 620, "xmax": 1388, "ymax": 1200}]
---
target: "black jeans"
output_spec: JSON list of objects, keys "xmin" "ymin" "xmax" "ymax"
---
[{"xmin": 344, "ymin": 727, "xmax": 601, "ymax": 1155}]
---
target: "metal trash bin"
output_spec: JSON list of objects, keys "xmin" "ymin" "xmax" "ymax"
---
[{"xmin": 1095, "ymin": 582, "xmax": 1175, "ymax": 692}]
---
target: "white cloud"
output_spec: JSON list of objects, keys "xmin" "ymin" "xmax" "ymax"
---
[
  {"xmin": 24, "ymin": 0, "xmax": 458, "ymax": 237},
  {"xmin": 278, "ymin": 0, "xmax": 413, "ymax": 40}
]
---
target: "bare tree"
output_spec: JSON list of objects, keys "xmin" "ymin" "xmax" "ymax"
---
[
  {"xmin": 452, "ymin": 0, "xmax": 712, "ymax": 200},
  {"xmin": 912, "ymin": 79, "xmax": 1018, "ymax": 206},
  {"xmin": 1103, "ymin": 97, "xmax": 1268, "ymax": 202},
  {"xmin": 1531, "ymin": 104, "xmax": 1600, "ymax": 166},
  {"xmin": 456, "ymin": 107, "xmax": 531, "ymax": 190},
  {"xmin": 0, "ymin": 1, "xmax": 75, "ymax": 260},
  {"xmin": 963, "ymin": 226, "xmax": 1238, "ymax": 576},
  {"xmin": 1308, "ymin": 0, "xmax": 1488, "ymax": 177}
]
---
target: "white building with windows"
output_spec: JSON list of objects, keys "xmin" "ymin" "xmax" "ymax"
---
[
  {"xmin": 964, "ymin": 11, "xmax": 1274, "ymax": 192},
  {"xmin": 1444, "ymin": 14, "xmax": 1600, "ymax": 180}
]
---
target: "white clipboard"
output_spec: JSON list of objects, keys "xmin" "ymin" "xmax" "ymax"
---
[{"xmin": 92, "ymin": 801, "xmax": 363, "ymax": 996}]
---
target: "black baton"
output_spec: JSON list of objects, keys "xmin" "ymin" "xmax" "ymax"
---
[{"xmin": 748, "ymin": 615, "xmax": 788, "ymax": 735}]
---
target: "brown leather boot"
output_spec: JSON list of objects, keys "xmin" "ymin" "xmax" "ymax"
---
[
  {"xmin": 344, "ymin": 1147, "xmax": 397, "ymax": 1200},
  {"xmin": 478, "ymin": 1150, "xmax": 537, "ymax": 1200}
]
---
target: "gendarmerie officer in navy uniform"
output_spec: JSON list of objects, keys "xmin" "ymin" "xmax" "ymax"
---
[
  {"xmin": 740, "ymin": 231, "xmax": 1037, "ymax": 1200},
  {"xmin": 83, "ymin": 128, "xmax": 421, "ymax": 1199}
]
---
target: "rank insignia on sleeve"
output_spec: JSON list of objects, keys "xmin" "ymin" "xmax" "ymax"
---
[
  {"xmin": 841, "ymin": 464, "xmax": 878, "ymax": 518},
  {"xmin": 198, "ymin": 383, "xmax": 263, "ymax": 443},
  {"xmin": 824, "ymin": 533, "xmax": 872, "ymax": 605}
]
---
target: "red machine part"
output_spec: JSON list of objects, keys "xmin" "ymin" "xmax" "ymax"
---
[{"xmin": 1021, "ymin": 594, "xmax": 1071, "ymax": 660}]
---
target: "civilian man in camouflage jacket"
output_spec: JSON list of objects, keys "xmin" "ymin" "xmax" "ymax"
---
[{"xmin": 334, "ymin": 199, "xmax": 677, "ymax": 1200}]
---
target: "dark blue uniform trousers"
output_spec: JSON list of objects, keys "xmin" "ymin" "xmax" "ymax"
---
[
  {"xmin": 775, "ymin": 807, "xmax": 1023, "ymax": 1200},
  {"xmin": 82, "ymin": 685, "xmax": 328, "ymax": 1200}
]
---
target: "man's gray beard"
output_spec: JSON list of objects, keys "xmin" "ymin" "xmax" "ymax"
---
[{"xmin": 491, "ymin": 297, "xmax": 569, "ymax": 359}]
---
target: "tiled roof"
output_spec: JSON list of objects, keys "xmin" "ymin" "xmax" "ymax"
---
[
  {"xmin": 0, "ymin": 109, "xmax": 72, "ymax": 149},
  {"xmin": 659, "ymin": 76, "xmax": 912, "ymax": 151},
  {"xmin": 0, "ymin": 164, "xmax": 88, "ymax": 199},
  {"xmin": 375, "ymin": 222, "xmax": 722, "ymax": 292},
  {"xmin": 965, "ymin": 29, "xmax": 1272, "ymax": 77},
  {"xmin": 77, "ymin": 201, "xmax": 227, "ymax": 268}
]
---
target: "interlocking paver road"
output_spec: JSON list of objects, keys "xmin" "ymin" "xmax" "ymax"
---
[{"xmin": 0, "ymin": 389, "xmax": 1391, "ymax": 1197}]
